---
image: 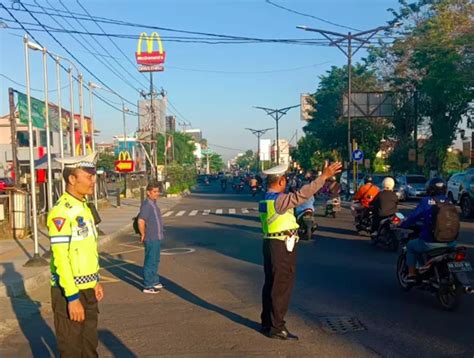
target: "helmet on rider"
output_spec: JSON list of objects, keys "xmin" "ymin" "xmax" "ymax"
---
[
  {"xmin": 426, "ymin": 177, "xmax": 447, "ymax": 196},
  {"xmin": 382, "ymin": 177, "xmax": 395, "ymax": 190},
  {"xmin": 364, "ymin": 175, "xmax": 373, "ymax": 184}
]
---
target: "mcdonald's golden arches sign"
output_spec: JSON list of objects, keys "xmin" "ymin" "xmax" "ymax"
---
[{"xmin": 135, "ymin": 32, "xmax": 166, "ymax": 65}]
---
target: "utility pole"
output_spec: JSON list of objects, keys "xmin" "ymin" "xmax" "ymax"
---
[
  {"xmin": 8, "ymin": 88, "xmax": 19, "ymax": 186},
  {"xmin": 297, "ymin": 25, "xmax": 394, "ymax": 163},
  {"xmin": 254, "ymin": 105, "xmax": 299, "ymax": 164},
  {"xmin": 246, "ymin": 127, "xmax": 273, "ymax": 172}
]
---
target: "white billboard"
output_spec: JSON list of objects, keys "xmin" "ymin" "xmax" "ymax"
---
[{"xmin": 259, "ymin": 139, "xmax": 271, "ymax": 161}]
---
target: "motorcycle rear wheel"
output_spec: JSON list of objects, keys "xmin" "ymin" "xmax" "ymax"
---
[
  {"xmin": 396, "ymin": 254, "xmax": 412, "ymax": 291},
  {"xmin": 436, "ymin": 280, "xmax": 462, "ymax": 311}
]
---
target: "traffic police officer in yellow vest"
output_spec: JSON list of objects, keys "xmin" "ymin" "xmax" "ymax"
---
[
  {"xmin": 47, "ymin": 152, "xmax": 104, "ymax": 357},
  {"xmin": 259, "ymin": 161, "xmax": 342, "ymax": 340}
]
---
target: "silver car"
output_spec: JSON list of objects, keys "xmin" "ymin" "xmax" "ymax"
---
[{"xmin": 396, "ymin": 175, "xmax": 427, "ymax": 199}]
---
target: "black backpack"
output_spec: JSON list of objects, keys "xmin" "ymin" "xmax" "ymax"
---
[
  {"xmin": 432, "ymin": 198, "xmax": 460, "ymax": 242},
  {"xmin": 132, "ymin": 215, "xmax": 140, "ymax": 235}
]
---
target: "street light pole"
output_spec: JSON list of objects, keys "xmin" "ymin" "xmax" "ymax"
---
[
  {"xmin": 254, "ymin": 105, "xmax": 299, "ymax": 164},
  {"xmin": 68, "ymin": 67, "xmax": 75, "ymax": 156},
  {"xmin": 245, "ymin": 127, "xmax": 273, "ymax": 172},
  {"xmin": 78, "ymin": 74, "xmax": 86, "ymax": 155},
  {"xmin": 55, "ymin": 57, "xmax": 65, "ymax": 194},
  {"xmin": 23, "ymin": 35, "xmax": 47, "ymax": 267},
  {"xmin": 41, "ymin": 47, "xmax": 53, "ymax": 210},
  {"xmin": 88, "ymin": 82, "xmax": 98, "ymax": 208}
]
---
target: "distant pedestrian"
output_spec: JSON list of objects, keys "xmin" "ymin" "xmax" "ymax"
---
[
  {"xmin": 137, "ymin": 181, "xmax": 165, "ymax": 294},
  {"xmin": 47, "ymin": 152, "xmax": 103, "ymax": 357}
]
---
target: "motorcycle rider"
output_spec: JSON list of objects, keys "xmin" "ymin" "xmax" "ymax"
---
[
  {"xmin": 400, "ymin": 178, "xmax": 458, "ymax": 280},
  {"xmin": 353, "ymin": 175, "xmax": 380, "ymax": 223},
  {"xmin": 370, "ymin": 177, "xmax": 399, "ymax": 236}
]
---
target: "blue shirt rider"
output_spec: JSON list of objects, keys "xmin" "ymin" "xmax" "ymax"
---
[{"xmin": 401, "ymin": 178, "xmax": 457, "ymax": 280}]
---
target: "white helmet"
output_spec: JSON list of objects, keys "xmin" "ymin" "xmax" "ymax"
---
[{"xmin": 382, "ymin": 177, "xmax": 395, "ymax": 190}]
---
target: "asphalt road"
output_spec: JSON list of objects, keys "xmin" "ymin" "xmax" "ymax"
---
[{"xmin": 1, "ymin": 181, "xmax": 473, "ymax": 357}]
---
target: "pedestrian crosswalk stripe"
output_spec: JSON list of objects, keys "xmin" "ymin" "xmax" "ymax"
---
[
  {"xmin": 203, "ymin": 209, "xmax": 210, "ymax": 216},
  {"xmin": 229, "ymin": 208, "xmax": 236, "ymax": 214},
  {"xmin": 242, "ymin": 208, "xmax": 249, "ymax": 214},
  {"xmin": 176, "ymin": 210, "xmax": 186, "ymax": 217},
  {"xmin": 189, "ymin": 210, "xmax": 198, "ymax": 216},
  {"xmin": 216, "ymin": 209, "xmax": 223, "ymax": 214},
  {"xmin": 163, "ymin": 211, "xmax": 174, "ymax": 217}
]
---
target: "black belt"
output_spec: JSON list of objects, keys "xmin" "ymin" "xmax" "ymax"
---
[{"xmin": 267, "ymin": 230, "xmax": 298, "ymax": 237}]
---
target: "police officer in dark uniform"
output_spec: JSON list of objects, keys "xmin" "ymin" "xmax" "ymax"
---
[{"xmin": 259, "ymin": 161, "xmax": 342, "ymax": 340}]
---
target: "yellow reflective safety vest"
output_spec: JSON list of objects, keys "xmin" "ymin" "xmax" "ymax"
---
[
  {"xmin": 259, "ymin": 192, "xmax": 299, "ymax": 240},
  {"xmin": 47, "ymin": 192, "xmax": 99, "ymax": 301}
]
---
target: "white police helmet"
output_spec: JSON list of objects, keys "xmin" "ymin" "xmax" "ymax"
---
[{"xmin": 382, "ymin": 177, "xmax": 395, "ymax": 190}]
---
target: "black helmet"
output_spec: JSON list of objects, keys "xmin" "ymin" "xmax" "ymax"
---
[
  {"xmin": 364, "ymin": 175, "xmax": 373, "ymax": 184},
  {"xmin": 426, "ymin": 177, "xmax": 447, "ymax": 196}
]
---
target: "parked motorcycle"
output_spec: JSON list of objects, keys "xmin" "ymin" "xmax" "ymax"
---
[
  {"xmin": 396, "ymin": 227, "xmax": 473, "ymax": 311},
  {"xmin": 325, "ymin": 197, "xmax": 341, "ymax": 218},
  {"xmin": 371, "ymin": 212, "xmax": 404, "ymax": 251},
  {"xmin": 351, "ymin": 203, "xmax": 373, "ymax": 235}
]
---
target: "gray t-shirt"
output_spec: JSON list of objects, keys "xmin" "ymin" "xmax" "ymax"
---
[{"xmin": 138, "ymin": 198, "xmax": 164, "ymax": 241}]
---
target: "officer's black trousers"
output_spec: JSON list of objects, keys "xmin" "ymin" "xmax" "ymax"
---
[
  {"xmin": 51, "ymin": 287, "xmax": 99, "ymax": 358},
  {"xmin": 261, "ymin": 239, "xmax": 298, "ymax": 331}
]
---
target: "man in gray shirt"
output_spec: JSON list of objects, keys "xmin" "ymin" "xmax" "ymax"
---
[{"xmin": 138, "ymin": 181, "xmax": 164, "ymax": 294}]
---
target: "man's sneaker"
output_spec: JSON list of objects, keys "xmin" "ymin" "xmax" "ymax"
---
[
  {"xmin": 143, "ymin": 287, "xmax": 160, "ymax": 294},
  {"xmin": 154, "ymin": 283, "xmax": 164, "ymax": 289}
]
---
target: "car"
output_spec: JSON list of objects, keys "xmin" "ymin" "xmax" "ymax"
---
[
  {"xmin": 447, "ymin": 172, "xmax": 465, "ymax": 204},
  {"xmin": 339, "ymin": 171, "xmax": 365, "ymax": 195},
  {"xmin": 459, "ymin": 168, "xmax": 474, "ymax": 218},
  {"xmin": 396, "ymin": 174, "xmax": 427, "ymax": 199}
]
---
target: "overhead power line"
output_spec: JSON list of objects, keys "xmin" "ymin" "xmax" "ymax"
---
[
  {"xmin": 265, "ymin": 0, "xmax": 361, "ymax": 32},
  {"xmin": 0, "ymin": 2, "xmax": 136, "ymax": 115},
  {"xmin": 17, "ymin": 2, "xmax": 137, "ymax": 108}
]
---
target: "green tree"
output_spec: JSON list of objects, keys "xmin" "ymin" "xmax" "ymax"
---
[
  {"xmin": 372, "ymin": 0, "xmax": 474, "ymax": 171},
  {"xmin": 208, "ymin": 153, "xmax": 224, "ymax": 172},
  {"xmin": 299, "ymin": 64, "xmax": 390, "ymax": 169},
  {"xmin": 235, "ymin": 150, "xmax": 257, "ymax": 170},
  {"xmin": 97, "ymin": 153, "xmax": 116, "ymax": 171}
]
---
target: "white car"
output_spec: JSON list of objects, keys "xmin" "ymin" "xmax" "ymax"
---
[{"xmin": 447, "ymin": 172, "xmax": 465, "ymax": 203}]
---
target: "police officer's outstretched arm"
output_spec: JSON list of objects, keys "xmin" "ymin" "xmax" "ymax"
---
[
  {"xmin": 47, "ymin": 208, "xmax": 85, "ymax": 322},
  {"xmin": 275, "ymin": 162, "xmax": 342, "ymax": 213}
]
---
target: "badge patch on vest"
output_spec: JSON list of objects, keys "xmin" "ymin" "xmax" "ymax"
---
[
  {"xmin": 52, "ymin": 217, "xmax": 66, "ymax": 232},
  {"xmin": 76, "ymin": 216, "xmax": 86, "ymax": 228}
]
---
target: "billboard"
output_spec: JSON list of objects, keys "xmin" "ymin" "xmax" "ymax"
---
[
  {"xmin": 259, "ymin": 139, "xmax": 271, "ymax": 161},
  {"xmin": 343, "ymin": 92, "xmax": 394, "ymax": 118},
  {"xmin": 138, "ymin": 99, "xmax": 166, "ymax": 138},
  {"xmin": 135, "ymin": 32, "xmax": 166, "ymax": 71}
]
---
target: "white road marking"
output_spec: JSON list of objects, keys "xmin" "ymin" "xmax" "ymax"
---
[
  {"xmin": 189, "ymin": 210, "xmax": 198, "ymax": 216},
  {"xmin": 229, "ymin": 208, "xmax": 236, "ymax": 214},
  {"xmin": 163, "ymin": 211, "xmax": 174, "ymax": 217},
  {"xmin": 242, "ymin": 208, "xmax": 249, "ymax": 214},
  {"xmin": 203, "ymin": 210, "xmax": 211, "ymax": 216},
  {"xmin": 176, "ymin": 210, "xmax": 186, "ymax": 217},
  {"xmin": 216, "ymin": 209, "xmax": 223, "ymax": 214}
]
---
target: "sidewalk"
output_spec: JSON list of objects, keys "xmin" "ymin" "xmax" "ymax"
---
[{"xmin": 0, "ymin": 195, "xmax": 182, "ymax": 299}]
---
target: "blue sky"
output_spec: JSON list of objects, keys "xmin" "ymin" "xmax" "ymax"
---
[{"xmin": 0, "ymin": 0, "xmax": 400, "ymax": 160}]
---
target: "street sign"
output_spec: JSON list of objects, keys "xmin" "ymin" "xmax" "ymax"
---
[
  {"xmin": 138, "ymin": 64, "xmax": 164, "ymax": 72},
  {"xmin": 115, "ymin": 160, "xmax": 134, "ymax": 173},
  {"xmin": 352, "ymin": 149, "xmax": 364, "ymax": 162}
]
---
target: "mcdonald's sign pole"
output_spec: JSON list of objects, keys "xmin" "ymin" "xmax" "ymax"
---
[{"xmin": 135, "ymin": 32, "xmax": 166, "ymax": 180}]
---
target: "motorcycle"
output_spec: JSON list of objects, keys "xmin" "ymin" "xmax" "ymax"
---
[
  {"xmin": 251, "ymin": 185, "xmax": 258, "ymax": 197},
  {"xmin": 351, "ymin": 203, "xmax": 373, "ymax": 235},
  {"xmin": 325, "ymin": 197, "xmax": 341, "ymax": 218},
  {"xmin": 371, "ymin": 212, "xmax": 405, "ymax": 251},
  {"xmin": 295, "ymin": 198, "xmax": 318, "ymax": 241},
  {"xmin": 396, "ymin": 227, "xmax": 473, "ymax": 311},
  {"xmin": 233, "ymin": 182, "xmax": 244, "ymax": 193}
]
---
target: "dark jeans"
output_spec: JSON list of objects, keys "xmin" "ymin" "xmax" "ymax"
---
[
  {"xmin": 51, "ymin": 287, "xmax": 98, "ymax": 358},
  {"xmin": 261, "ymin": 239, "xmax": 298, "ymax": 331},
  {"xmin": 143, "ymin": 239, "xmax": 161, "ymax": 288}
]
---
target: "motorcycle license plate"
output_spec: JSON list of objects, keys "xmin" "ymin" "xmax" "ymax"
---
[{"xmin": 448, "ymin": 262, "xmax": 472, "ymax": 273}]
